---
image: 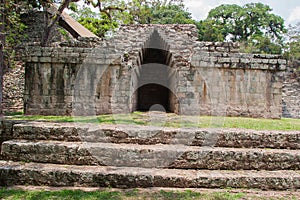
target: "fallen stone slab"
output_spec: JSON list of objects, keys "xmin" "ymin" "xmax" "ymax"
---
[{"xmin": 0, "ymin": 161, "xmax": 300, "ymax": 190}]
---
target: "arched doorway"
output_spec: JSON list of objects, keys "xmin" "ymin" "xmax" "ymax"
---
[
  {"xmin": 132, "ymin": 29, "xmax": 179, "ymax": 114},
  {"xmin": 138, "ymin": 83, "xmax": 169, "ymax": 111}
]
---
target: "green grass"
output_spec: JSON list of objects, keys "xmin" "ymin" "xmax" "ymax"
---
[
  {"xmin": 1, "ymin": 188, "xmax": 298, "ymax": 200},
  {"xmin": 0, "ymin": 189, "xmax": 121, "ymax": 200},
  {"xmin": 0, "ymin": 188, "xmax": 247, "ymax": 200},
  {"xmin": 6, "ymin": 111, "xmax": 300, "ymax": 131}
]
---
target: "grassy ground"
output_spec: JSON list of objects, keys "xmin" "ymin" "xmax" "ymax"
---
[
  {"xmin": 2, "ymin": 187, "xmax": 299, "ymax": 200},
  {"xmin": 7, "ymin": 111, "xmax": 300, "ymax": 131}
]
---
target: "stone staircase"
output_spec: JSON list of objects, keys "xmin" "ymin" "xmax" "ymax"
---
[{"xmin": 1, "ymin": 121, "xmax": 300, "ymax": 190}]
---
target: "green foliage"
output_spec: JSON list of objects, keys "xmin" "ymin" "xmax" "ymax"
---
[
  {"xmin": 289, "ymin": 37, "xmax": 300, "ymax": 61},
  {"xmin": 58, "ymin": 27, "xmax": 73, "ymax": 41},
  {"xmin": 126, "ymin": 0, "xmax": 153, "ymax": 24},
  {"xmin": 150, "ymin": 4, "xmax": 195, "ymax": 24},
  {"xmin": 126, "ymin": 0, "xmax": 191, "ymax": 24},
  {"xmin": 69, "ymin": 0, "xmax": 194, "ymax": 37},
  {"xmin": 0, "ymin": 0, "xmax": 52, "ymax": 64},
  {"xmin": 69, "ymin": 1, "xmax": 128, "ymax": 37},
  {"xmin": 0, "ymin": 0, "xmax": 28, "ymax": 69},
  {"xmin": 199, "ymin": 3, "xmax": 286, "ymax": 54},
  {"xmin": 196, "ymin": 20, "xmax": 224, "ymax": 42},
  {"xmin": 284, "ymin": 23, "xmax": 300, "ymax": 62},
  {"xmin": 206, "ymin": 4, "xmax": 243, "ymax": 41},
  {"xmin": 79, "ymin": 14, "xmax": 118, "ymax": 37},
  {"xmin": 240, "ymin": 35, "xmax": 282, "ymax": 54}
]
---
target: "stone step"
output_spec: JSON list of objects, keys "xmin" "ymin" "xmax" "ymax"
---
[
  {"xmin": 12, "ymin": 122, "xmax": 300, "ymax": 149},
  {"xmin": 2, "ymin": 140, "xmax": 300, "ymax": 170},
  {"xmin": 0, "ymin": 161, "xmax": 300, "ymax": 190}
]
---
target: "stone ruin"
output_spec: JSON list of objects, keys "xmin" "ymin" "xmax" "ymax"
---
[
  {"xmin": 282, "ymin": 65, "xmax": 300, "ymax": 118},
  {"xmin": 2, "ymin": 12, "xmax": 300, "ymax": 192},
  {"xmin": 22, "ymin": 23, "xmax": 288, "ymax": 119}
]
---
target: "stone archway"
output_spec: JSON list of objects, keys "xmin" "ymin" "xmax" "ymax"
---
[
  {"xmin": 134, "ymin": 29, "xmax": 178, "ymax": 113},
  {"xmin": 138, "ymin": 83, "xmax": 169, "ymax": 111}
]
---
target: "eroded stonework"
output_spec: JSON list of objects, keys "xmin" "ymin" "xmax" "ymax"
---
[
  {"xmin": 282, "ymin": 65, "xmax": 300, "ymax": 118},
  {"xmin": 23, "ymin": 24, "xmax": 286, "ymax": 118}
]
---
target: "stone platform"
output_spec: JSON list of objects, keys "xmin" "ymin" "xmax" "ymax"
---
[{"xmin": 1, "ymin": 121, "xmax": 300, "ymax": 190}]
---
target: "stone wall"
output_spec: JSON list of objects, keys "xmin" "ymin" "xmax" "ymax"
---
[
  {"xmin": 189, "ymin": 47, "xmax": 285, "ymax": 118},
  {"xmin": 282, "ymin": 64, "xmax": 300, "ymax": 118},
  {"xmin": 20, "ymin": 11, "xmax": 75, "ymax": 45},
  {"xmin": 3, "ymin": 63, "xmax": 24, "ymax": 113},
  {"xmin": 23, "ymin": 24, "xmax": 286, "ymax": 118}
]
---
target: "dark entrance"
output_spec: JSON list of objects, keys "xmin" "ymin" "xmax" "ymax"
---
[
  {"xmin": 138, "ymin": 84, "xmax": 169, "ymax": 111},
  {"xmin": 135, "ymin": 29, "xmax": 177, "ymax": 113}
]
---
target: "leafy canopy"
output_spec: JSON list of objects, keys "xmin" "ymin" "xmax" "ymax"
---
[
  {"xmin": 198, "ymin": 3, "xmax": 286, "ymax": 54},
  {"xmin": 69, "ymin": 0, "xmax": 194, "ymax": 37},
  {"xmin": 284, "ymin": 23, "xmax": 300, "ymax": 62}
]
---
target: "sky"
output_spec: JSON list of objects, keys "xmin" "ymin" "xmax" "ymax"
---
[{"xmin": 184, "ymin": 0, "xmax": 300, "ymax": 25}]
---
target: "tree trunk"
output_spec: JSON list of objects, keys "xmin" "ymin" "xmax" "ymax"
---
[{"xmin": 41, "ymin": 0, "xmax": 76, "ymax": 46}]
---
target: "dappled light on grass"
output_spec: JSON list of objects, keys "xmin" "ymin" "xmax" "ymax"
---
[
  {"xmin": 6, "ymin": 112, "xmax": 300, "ymax": 131},
  {"xmin": 0, "ymin": 188, "xmax": 247, "ymax": 200}
]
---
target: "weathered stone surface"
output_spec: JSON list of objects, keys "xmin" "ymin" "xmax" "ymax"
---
[
  {"xmin": 3, "ymin": 13, "xmax": 295, "ymax": 119},
  {"xmin": 1, "ymin": 161, "xmax": 300, "ymax": 190},
  {"xmin": 2, "ymin": 140, "xmax": 300, "ymax": 170},
  {"xmin": 1, "ymin": 121, "xmax": 300, "ymax": 190},
  {"xmin": 0, "ymin": 120, "xmax": 27, "ymax": 144},
  {"xmin": 12, "ymin": 122, "xmax": 300, "ymax": 149},
  {"xmin": 19, "ymin": 11, "xmax": 76, "ymax": 45},
  {"xmin": 3, "ymin": 63, "xmax": 24, "ymax": 113},
  {"xmin": 13, "ymin": 122, "xmax": 85, "ymax": 142},
  {"xmin": 22, "ymin": 24, "xmax": 286, "ymax": 118},
  {"xmin": 1, "ymin": 140, "xmax": 100, "ymax": 166},
  {"xmin": 282, "ymin": 66, "xmax": 300, "ymax": 119}
]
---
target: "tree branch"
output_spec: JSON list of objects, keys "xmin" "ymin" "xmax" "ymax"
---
[{"xmin": 41, "ymin": 0, "xmax": 80, "ymax": 46}]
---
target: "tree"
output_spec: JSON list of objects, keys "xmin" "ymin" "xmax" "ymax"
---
[
  {"xmin": 0, "ymin": 0, "xmax": 131, "ymax": 114},
  {"xmin": 150, "ymin": 4, "xmax": 194, "ymax": 24},
  {"xmin": 196, "ymin": 20, "xmax": 224, "ymax": 42},
  {"xmin": 69, "ymin": 2, "xmax": 126, "ymax": 37},
  {"xmin": 0, "ymin": 0, "xmax": 31, "ymax": 116},
  {"xmin": 199, "ymin": 3, "xmax": 286, "ymax": 54},
  {"xmin": 69, "ymin": 0, "xmax": 194, "ymax": 37},
  {"xmin": 126, "ymin": 0, "xmax": 154, "ymax": 24},
  {"xmin": 41, "ymin": 0, "xmax": 81, "ymax": 46},
  {"xmin": 285, "ymin": 23, "xmax": 300, "ymax": 63},
  {"xmin": 40, "ymin": 0, "xmax": 130, "ymax": 45},
  {"xmin": 205, "ymin": 4, "xmax": 243, "ymax": 41},
  {"xmin": 127, "ymin": 0, "xmax": 193, "ymax": 24},
  {"xmin": 240, "ymin": 35, "xmax": 282, "ymax": 54}
]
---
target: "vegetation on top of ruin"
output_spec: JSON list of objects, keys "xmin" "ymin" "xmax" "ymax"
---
[
  {"xmin": 1, "ymin": 0, "xmax": 299, "ymax": 116},
  {"xmin": 1, "ymin": 0, "xmax": 299, "ymax": 73}
]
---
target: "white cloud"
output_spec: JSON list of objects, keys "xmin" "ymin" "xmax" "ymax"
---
[
  {"xmin": 184, "ymin": 0, "xmax": 210, "ymax": 20},
  {"xmin": 184, "ymin": 0, "xmax": 243, "ymax": 20},
  {"xmin": 287, "ymin": 6, "xmax": 300, "ymax": 24}
]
